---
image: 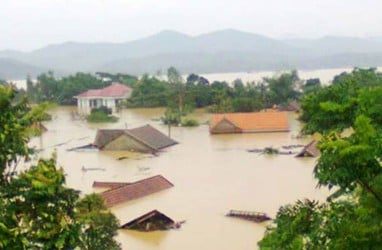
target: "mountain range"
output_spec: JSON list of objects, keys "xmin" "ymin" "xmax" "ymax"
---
[{"xmin": 1, "ymin": 29, "xmax": 382, "ymax": 79}]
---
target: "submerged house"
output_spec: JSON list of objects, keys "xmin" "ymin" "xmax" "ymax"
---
[
  {"xmin": 94, "ymin": 124, "xmax": 177, "ymax": 153},
  {"xmin": 120, "ymin": 210, "xmax": 176, "ymax": 231},
  {"xmin": 93, "ymin": 175, "xmax": 174, "ymax": 207},
  {"xmin": 74, "ymin": 83, "xmax": 132, "ymax": 114},
  {"xmin": 295, "ymin": 140, "xmax": 319, "ymax": 157},
  {"xmin": 209, "ymin": 112, "xmax": 289, "ymax": 134}
]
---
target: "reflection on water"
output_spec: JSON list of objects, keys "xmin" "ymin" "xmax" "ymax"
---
[{"xmin": 30, "ymin": 107, "xmax": 329, "ymax": 250}]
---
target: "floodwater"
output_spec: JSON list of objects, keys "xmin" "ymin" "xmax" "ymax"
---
[{"xmin": 30, "ymin": 107, "xmax": 329, "ymax": 250}]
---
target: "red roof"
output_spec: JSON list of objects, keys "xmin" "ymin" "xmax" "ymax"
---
[
  {"xmin": 75, "ymin": 83, "xmax": 131, "ymax": 98},
  {"xmin": 96, "ymin": 175, "xmax": 174, "ymax": 207}
]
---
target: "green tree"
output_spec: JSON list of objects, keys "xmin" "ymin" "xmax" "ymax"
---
[
  {"xmin": 0, "ymin": 157, "xmax": 80, "ymax": 249},
  {"xmin": 0, "ymin": 85, "xmax": 43, "ymax": 184},
  {"xmin": 33, "ymin": 72, "xmax": 107, "ymax": 105},
  {"xmin": 0, "ymin": 85, "xmax": 121, "ymax": 249},
  {"xmin": 129, "ymin": 74, "xmax": 170, "ymax": 107},
  {"xmin": 299, "ymin": 68, "xmax": 382, "ymax": 134},
  {"xmin": 263, "ymin": 70, "xmax": 301, "ymax": 105},
  {"xmin": 161, "ymin": 108, "xmax": 182, "ymax": 138},
  {"xmin": 167, "ymin": 67, "xmax": 186, "ymax": 112},
  {"xmin": 259, "ymin": 68, "xmax": 382, "ymax": 250},
  {"xmin": 185, "ymin": 73, "xmax": 212, "ymax": 108},
  {"xmin": 76, "ymin": 194, "xmax": 120, "ymax": 250},
  {"xmin": 303, "ymin": 78, "xmax": 321, "ymax": 95}
]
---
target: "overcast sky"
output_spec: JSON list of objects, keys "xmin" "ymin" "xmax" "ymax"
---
[{"xmin": 2, "ymin": 0, "xmax": 382, "ymax": 51}]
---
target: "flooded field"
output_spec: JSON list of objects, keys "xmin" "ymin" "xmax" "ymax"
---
[{"xmin": 30, "ymin": 107, "xmax": 329, "ymax": 250}]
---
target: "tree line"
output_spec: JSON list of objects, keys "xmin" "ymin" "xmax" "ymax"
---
[{"xmin": 26, "ymin": 68, "xmax": 321, "ymax": 113}]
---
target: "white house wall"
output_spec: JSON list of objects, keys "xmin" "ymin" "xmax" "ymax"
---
[{"xmin": 76, "ymin": 97, "xmax": 123, "ymax": 114}]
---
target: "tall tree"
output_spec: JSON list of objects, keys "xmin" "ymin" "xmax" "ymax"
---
[
  {"xmin": 167, "ymin": 67, "xmax": 186, "ymax": 112},
  {"xmin": 0, "ymin": 85, "xmax": 41, "ymax": 184},
  {"xmin": 263, "ymin": 70, "xmax": 301, "ymax": 105}
]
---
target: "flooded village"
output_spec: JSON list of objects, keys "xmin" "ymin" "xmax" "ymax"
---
[
  {"xmin": 2, "ymin": 1, "xmax": 382, "ymax": 248},
  {"xmin": 29, "ymin": 102, "xmax": 328, "ymax": 249},
  {"xmin": 3, "ymin": 65, "xmax": 381, "ymax": 249}
]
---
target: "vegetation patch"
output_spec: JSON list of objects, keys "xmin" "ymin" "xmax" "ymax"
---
[
  {"xmin": 181, "ymin": 117, "xmax": 199, "ymax": 127},
  {"xmin": 86, "ymin": 106, "xmax": 118, "ymax": 123}
]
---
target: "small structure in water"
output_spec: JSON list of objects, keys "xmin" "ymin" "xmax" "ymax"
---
[
  {"xmin": 209, "ymin": 112, "xmax": 289, "ymax": 134},
  {"xmin": 121, "ymin": 210, "xmax": 184, "ymax": 231},
  {"xmin": 226, "ymin": 210, "xmax": 271, "ymax": 223},
  {"xmin": 263, "ymin": 147, "xmax": 279, "ymax": 155},
  {"xmin": 278, "ymin": 100, "xmax": 300, "ymax": 112},
  {"xmin": 94, "ymin": 124, "xmax": 177, "ymax": 153},
  {"xmin": 93, "ymin": 175, "xmax": 174, "ymax": 207},
  {"xmin": 295, "ymin": 140, "xmax": 319, "ymax": 157}
]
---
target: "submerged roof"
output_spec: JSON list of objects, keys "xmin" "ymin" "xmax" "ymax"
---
[
  {"xmin": 97, "ymin": 175, "xmax": 174, "ymax": 207},
  {"xmin": 296, "ymin": 140, "xmax": 319, "ymax": 157},
  {"xmin": 226, "ymin": 210, "xmax": 272, "ymax": 223},
  {"xmin": 94, "ymin": 129, "xmax": 126, "ymax": 148},
  {"xmin": 127, "ymin": 125, "xmax": 178, "ymax": 150},
  {"xmin": 75, "ymin": 83, "xmax": 131, "ymax": 98},
  {"xmin": 93, "ymin": 181, "xmax": 130, "ymax": 189},
  {"xmin": 94, "ymin": 124, "xmax": 178, "ymax": 151},
  {"xmin": 120, "ymin": 210, "xmax": 175, "ymax": 231},
  {"xmin": 210, "ymin": 111, "xmax": 289, "ymax": 133}
]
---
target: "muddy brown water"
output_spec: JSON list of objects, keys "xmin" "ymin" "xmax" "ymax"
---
[{"xmin": 30, "ymin": 107, "xmax": 329, "ymax": 250}]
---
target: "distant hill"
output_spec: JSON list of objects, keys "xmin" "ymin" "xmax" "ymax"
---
[
  {"xmin": 0, "ymin": 58, "xmax": 45, "ymax": 79},
  {"xmin": 1, "ymin": 29, "xmax": 382, "ymax": 78}
]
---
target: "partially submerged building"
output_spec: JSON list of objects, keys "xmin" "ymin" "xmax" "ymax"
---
[
  {"xmin": 226, "ymin": 210, "xmax": 271, "ymax": 223},
  {"xmin": 94, "ymin": 124, "xmax": 177, "ymax": 153},
  {"xmin": 209, "ymin": 112, "xmax": 289, "ymax": 134},
  {"xmin": 120, "ymin": 210, "xmax": 176, "ymax": 231},
  {"xmin": 94, "ymin": 175, "xmax": 174, "ymax": 207},
  {"xmin": 295, "ymin": 140, "xmax": 319, "ymax": 157},
  {"xmin": 74, "ymin": 83, "xmax": 132, "ymax": 114}
]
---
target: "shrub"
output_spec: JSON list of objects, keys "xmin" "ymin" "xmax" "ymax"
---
[
  {"xmin": 181, "ymin": 118, "xmax": 199, "ymax": 127},
  {"xmin": 91, "ymin": 106, "xmax": 112, "ymax": 115},
  {"xmin": 86, "ymin": 107, "xmax": 118, "ymax": 123}
]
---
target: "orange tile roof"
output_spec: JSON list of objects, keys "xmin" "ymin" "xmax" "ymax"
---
[
  {"xmin": 210, "ymin": 111, "xmax": 289, "ymax": 134},
  {"xmin": 96, "ymin": 175, "xmax": 173, "ymax": 207}
]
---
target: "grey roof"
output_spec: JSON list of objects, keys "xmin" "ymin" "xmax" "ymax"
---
[
  {"xmin": 296, "ymin": 140, "xmax": 319, "ymax": 157},
  {"xmin": 93, "ymin": 124, "xmax": 177, "ymax": 151},
  {"xmin": 120, "ymin": 210, "xmax": 175, "ymax": 230},
  {"xmin": 94, "ymin": 129, "xmax": 126, "ymax": 149},
  {"xmin": 127, "ymin": 124, "xmax": 177, "ymax": 150}
]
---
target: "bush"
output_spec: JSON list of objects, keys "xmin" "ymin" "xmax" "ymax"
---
[
  {"xmin": 91, "ymin": 106, "xmax": 112, "ymax": 115},
  {"xmin": 181, "ymin": 118, "xmax": 199, "ymax": 127},
  {"xmin": 86, "ymin": 107, "xmax": 118, "ymax": 123}
]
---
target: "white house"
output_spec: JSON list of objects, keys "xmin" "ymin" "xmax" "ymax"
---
[{"xmin": 74, "ymin": 83, "xmax": 132, "ymax": 114}]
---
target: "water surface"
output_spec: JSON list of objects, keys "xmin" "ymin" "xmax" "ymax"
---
[{"xmin": 31, "ymin": 107, "xmax": 329, "ymax": 250}]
